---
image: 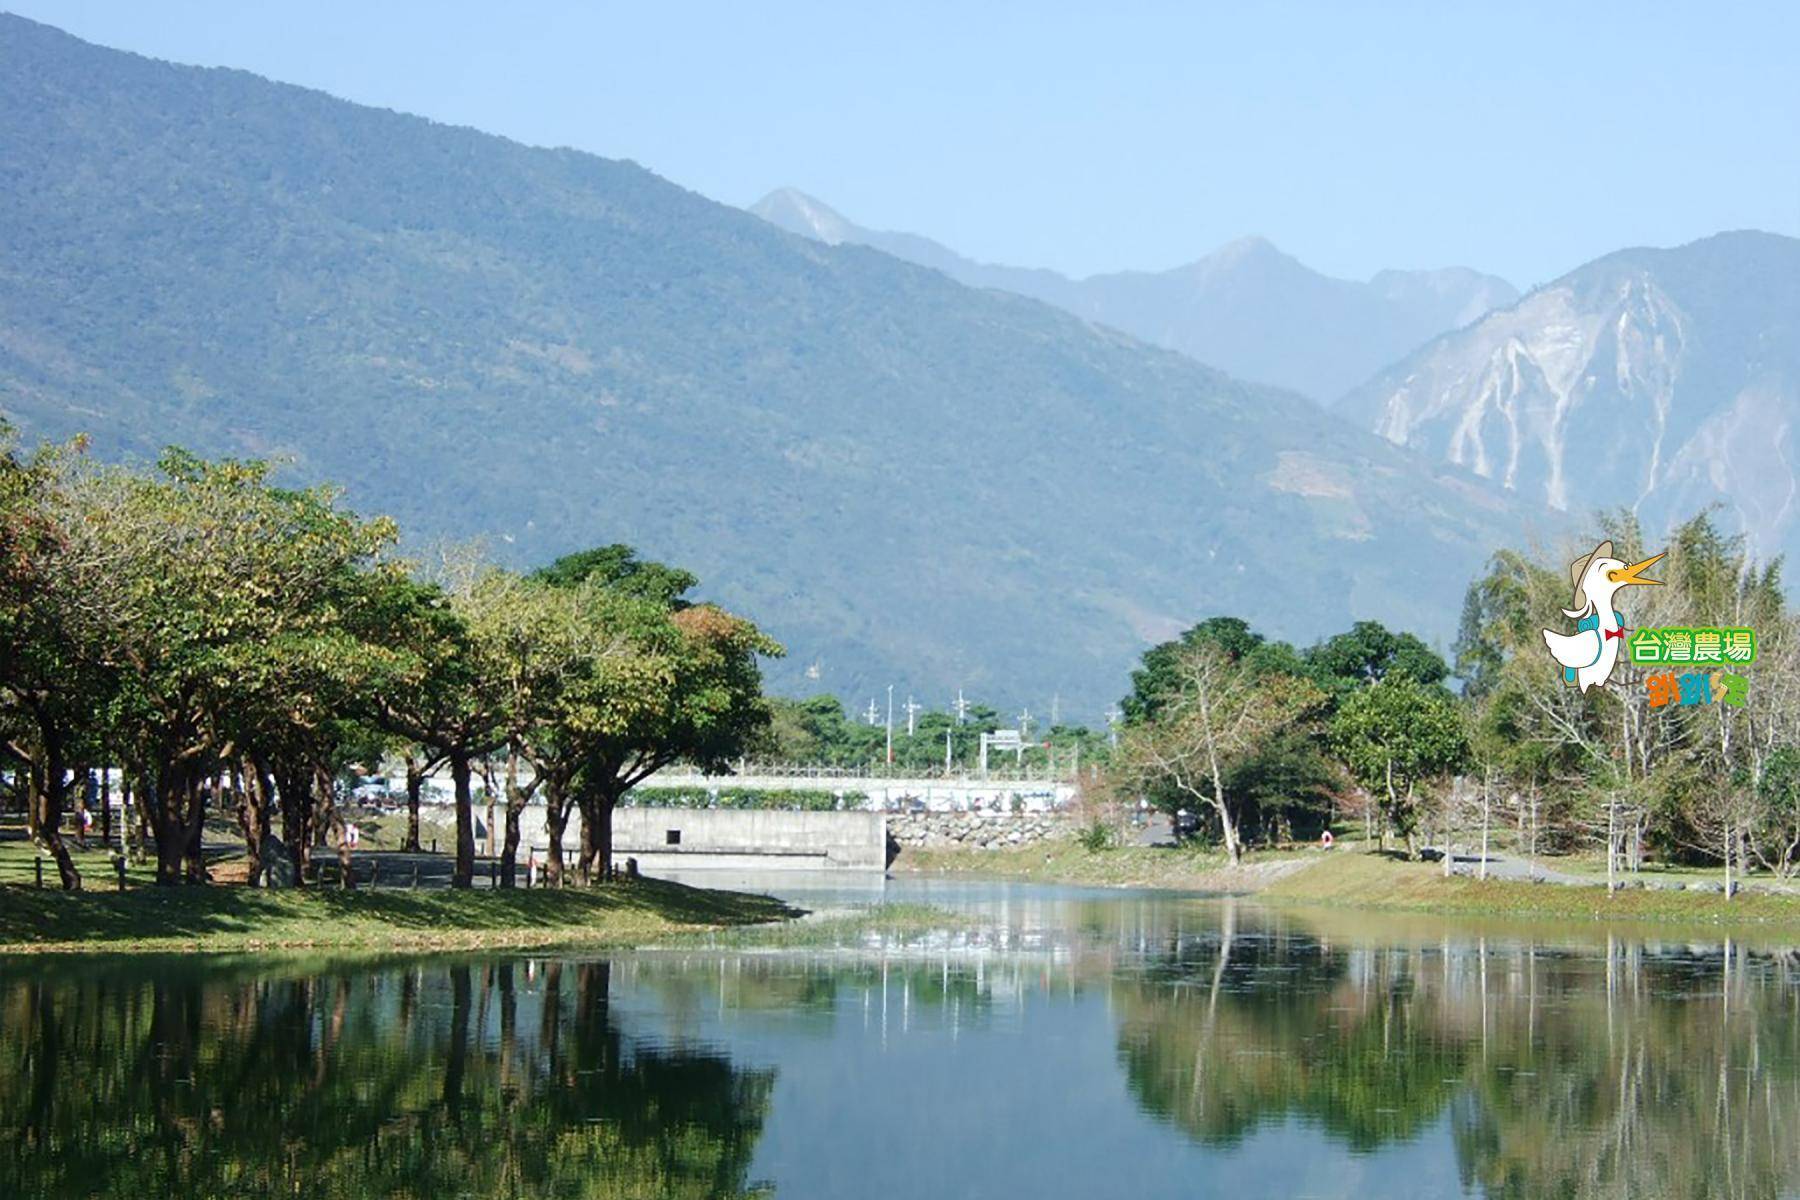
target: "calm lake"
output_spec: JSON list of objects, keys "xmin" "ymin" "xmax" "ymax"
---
[{"xmin": 3, "ymin": 878, "xmax": 1797, "ymax": 1199}]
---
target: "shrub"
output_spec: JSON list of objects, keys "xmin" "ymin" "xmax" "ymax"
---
[{"xmin": 1078, "ymin": 820, "xmax": 1114, "ymax": 852}]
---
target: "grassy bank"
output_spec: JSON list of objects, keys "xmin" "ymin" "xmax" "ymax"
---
[
  {"xmin": 0, "ymin": 876, "xmax": 797, "ymax": 955},
  {"xmin": 898, "ymin": 836, "xmax": 1800, "ymax": 928},
  {"xmin": 893, "ymin": 839, "xmax": 1314, "ymax": 891},
  {"xmin": 1265, "ymin": 851, "xmax": 1800, "ymax": 927}
]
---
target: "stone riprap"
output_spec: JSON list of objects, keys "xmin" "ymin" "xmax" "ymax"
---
[{"xmin": 888, "ymin": 811, "xmax": 1074, "ymax": 850}]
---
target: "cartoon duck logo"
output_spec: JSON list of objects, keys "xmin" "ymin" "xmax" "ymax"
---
[{"xmin": 1542, "ymin": 540, "xmax": 1665, "ymax": 692}]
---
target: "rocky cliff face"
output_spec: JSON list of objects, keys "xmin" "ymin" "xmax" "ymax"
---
[{"xmin": 1340, "ymin": 231, "xmax": 1800, "ymax": 558}]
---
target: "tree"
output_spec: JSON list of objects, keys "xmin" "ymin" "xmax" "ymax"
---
[
  {"xmin": 536, "ymin": 548, "xmax": 781, "ymax": 881},
  {"xmin": 530, "ymin": 543, "xmax": 697, "ymax": 606},
  {"xmin": 1116, "ymin": 640, "xmax": 1321, "ymax": 863},
  {"xmin": 1121, "ymin": 617, "xmax": 1302, "ymax": 725},
  {"xmin": 460, "ymin": 569, "xmax": 635, "ymax": 886},
  {"xmin": 1751, "ymin": 747, "xmax": 1800, "ymax": 878},
  {"xmin": 1303, "ymin": 619, "xmax": 1448, "ymax": 707},
  {"xmin": 363, "ymin": 572, "xmax": 506, "ymax": 889},
  {"xmin": 1330, "ymin": 677, "xmax": 1468, "ymax": 858},
  {"xmin": 24, "ymin": 449, "xmax": 395, "ymax": 885},
  {"xmin": 0, "ymin": 432, "xmax": 105, "ymax": 888}
]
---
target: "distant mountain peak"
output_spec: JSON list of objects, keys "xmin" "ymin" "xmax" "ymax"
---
[
  {"xmin": 745, "ymin": 189, "xmax": 1516, "ymax": 401},
  {"xmin": 750, "ymin": 187, "xmax": 855, "ymax": 245},
  {"xmin": 1208, "ymin": 234, "xmax": 1283, "ymax": 262}
]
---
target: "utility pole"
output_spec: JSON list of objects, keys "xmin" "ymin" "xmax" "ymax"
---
[
  {"xmin": 944, "ymin": 726, "xmax": 953, "ymax": 771},
  {"xmin": 904, "ymin": 694, "xmax": 922, "ymax": 737},
  {"xmin": 954, "ymin": 688, "xmax": 968, "ymax": 725},
  {"xmin": 1104, "ymin": 705, "xmax": 1122, "ymax": 749},
  {"xmin": 1018, "ymin": 708, "xmax": 1032, "ymax": 739},
  {"xmin": 864, "ymin": 697, "xmax": 879, "ymax": 726},
  {"xmin": 1050, "ymin": 692, "xmax": 1060, "ymax": 728},
  {"xmin": 885, "ymin": 684, "xmax": 894, "ymax": 766}
]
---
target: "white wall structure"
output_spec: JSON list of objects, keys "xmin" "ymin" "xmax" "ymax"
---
[{"xmin": 509, "ymin": 804, "xmax": 888, "ymax": 872}]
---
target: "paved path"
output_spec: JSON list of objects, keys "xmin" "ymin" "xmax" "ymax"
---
[{"xmin": 1438, "ymin": 850, "xmax": 1587, "ymax": 886}]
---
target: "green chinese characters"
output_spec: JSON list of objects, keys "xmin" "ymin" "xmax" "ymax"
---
[{"xmin": 1628, "ymin": 626, "xmax": 1756, "ymax": 666}]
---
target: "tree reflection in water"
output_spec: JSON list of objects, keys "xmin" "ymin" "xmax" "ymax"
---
[
  {"xmin": 0, "ymin": 957, "xmax": 774, "ymax": 1199},
  {"xmin": 1115, "ymin": 909, "xmax": 1800, "ymax": 1199}
]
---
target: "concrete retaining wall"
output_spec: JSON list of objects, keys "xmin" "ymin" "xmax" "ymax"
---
[
  {"xmin": 509, "ymin": 804, "xmax": 887, "ymax": 871},
  {"xmin": 889, "ymin": 811, "xmax": 1074, "ymax": 849}
]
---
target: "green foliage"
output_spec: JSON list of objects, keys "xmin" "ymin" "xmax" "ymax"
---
[
  {"xmin": 757, "ymin": 693, "xmax": 1108, "ymax": 771},
  {"xmin": 625, "ymin": 786, "xmax": 860, "ymax": 811},
  {"xmin": 1078, "ymin": 820, "xmax": 1115, "ymax": 852},
  {"xmin": 1329, "ymin": 676, "xmax": 1468, "ymax": 844},
  {"xmin": 1302, "ymin": 619, "xmax": 1448, "ymax": 707},
  {"xmin": 1122, "ymin": 617, "xmax": 1304, "ymax": 725},
  {"xmin": 530, "ymin": 544, "xmax": 698, "ymax": 607},
  {"xmin": 0, "ymin": 433, "xmax": 781, "ymax": 888}
]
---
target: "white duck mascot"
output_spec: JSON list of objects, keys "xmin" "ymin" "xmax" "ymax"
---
[{"xmin": 1542, "ymin": 540, "xmax": 1665, "ymax": 692}]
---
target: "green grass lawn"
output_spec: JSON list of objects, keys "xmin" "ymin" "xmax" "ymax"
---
[
  {"xmin": 1265, "ymin": 850, "xmax": 1800, "ymax": 927},
  {"xmin": 0, "ymin": 875, "xmax": 797, "ymax": 955},
  {"xmin": 898, "ymin": 834, "xmax": 1800, "ymax": 929},
  {"xmin": 893, "ymin": 837, "xmax": 1318, "ymax": 892}
]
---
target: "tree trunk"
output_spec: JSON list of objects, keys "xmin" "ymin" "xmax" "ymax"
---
[
  {"xmin": 1208, "ymin": 784, "xmax": 1241, "ymax": 866},
  {"xmin": 181, "ymin": 772, "xmax": 208, "ymax": 884},
  {"xmin": 275, "ymin": 762, "xmax": 313, "ymax": 884},
  {"xmin": 317, "ymin": 763, "xmax": 353, "ymax": 889},
  {"xmin": 1443, "ymin": 778, "xmax": 1455, "ymax": 878},
  {"xmin": 236, "ymin": 757, "xmax": 273, "ymax": 886},
  {"xmin": 1478, "ymin": 768, "xmax": 1492, "ymax": 882},
  {"xmin": 577, "ymin": 792, "xmax": 599, "ymax": 882},
  {"xmin": 28, "ymin": 740, "xmax": 81, "ymax": 890},
  {"xmin": 595, "ymin": 785, "xmax": 618, "ymax": 881},
  {"xmin": 544, "ymin": 776, "xmax": 571, "ymax": 887},
  {"xmin": 1383, "ymin": 758, "xmax": 1397, "ymax": 854},
  {"xmin": 451, "ymin": 750, "xmax": 475, "ymax": 889},
  {"xmin": 152, "ymin": 761, "xmax": 188, "ymax": 886},
  {"xmin": 499, "ymin": 753, "xmax": 531, "ymax": 889},
  {"xmin": 403, "ymin": 755, "xmax": 425, "ymax": 852},
  {"xmin": 575, "ymin": 784, "xmax": 620, "ymax": 882}
]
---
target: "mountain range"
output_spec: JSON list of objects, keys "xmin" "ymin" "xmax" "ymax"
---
[
  {"xmin": 1340, "ymin": 231, "xmax": 1800, "ymax": 565},
  {"xmin": 751, "ymin": 188, "xmax": 1519, "ymax": 403},
  {"xmin": 0, "ymin": 14, "xmax": 1550, "ymax": 717}
]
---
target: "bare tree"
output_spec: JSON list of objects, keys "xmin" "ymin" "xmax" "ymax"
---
[{"xmin": 1116, "ymin": 642, "xmax": 1318, "ymax": 864}]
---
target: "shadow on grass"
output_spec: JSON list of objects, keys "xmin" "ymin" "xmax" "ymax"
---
[{"xmin": 0, "ymin": 875, "xmax": 799, "ymax": 948}]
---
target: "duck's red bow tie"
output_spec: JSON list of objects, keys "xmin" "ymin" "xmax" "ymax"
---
[{"xmin": 1604, "ymin": 627, "xmax": 1627, "ymax": 641}]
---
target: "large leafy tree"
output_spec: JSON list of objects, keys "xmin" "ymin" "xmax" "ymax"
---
[
  {"xmin": 1330, "ymin": 676, "xmax": 1468, "ymax": 858},
  {"xmin": 1122, "ymin": 617, "xmax": 1303, "ymax": 725},
  {"xmin": 536, "ymin": 548, "xmax": 781, "ymax": 881},
  {"xmin": 21, "ymin": 448, "xmax": 395, "ymax": 885},
  {"xmin": 1303, "ymin": 619, "xmax": 1448, "ymax": 706},
  {"xmin": 0, "ymin": 431, "xmax": 109, "ymax": 888}
]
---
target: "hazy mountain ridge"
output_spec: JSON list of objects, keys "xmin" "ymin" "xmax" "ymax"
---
[
  {"xmin": 1339, "ymin": 231, "xmax": 1800, "ymax": 563},
  {"xmin": 751, "ymin": 188, "xmax": 1518, "ymax": 402},
  {"xmin": 0, "ymin": 15, "xmax": 1552, "ymax": 716}
]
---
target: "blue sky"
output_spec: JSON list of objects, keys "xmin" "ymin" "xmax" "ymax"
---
[{"xmin": 13, "ymin": 1, "xmax": 1797, "ymax": 287}]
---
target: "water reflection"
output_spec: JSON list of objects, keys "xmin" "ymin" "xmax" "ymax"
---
[
  {"xmin": 1113, "ymin": 906, "xmax": 1800, "ymax": 1199},
  {"xmin": 4, "ymin": 888, "xmax": 1800, "ymax": 1199},
  {"xmin": 0, "ymin": 957, "xmax": 774, "ymax": 1199}
]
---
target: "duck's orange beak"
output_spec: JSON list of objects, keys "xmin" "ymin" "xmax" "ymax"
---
[{"xmin": 1608, "ymin": 552, "xmax": 1665, "ymax": 587}]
